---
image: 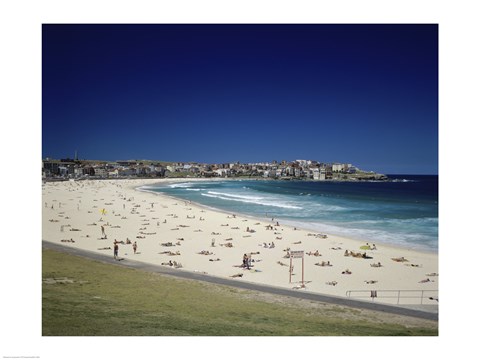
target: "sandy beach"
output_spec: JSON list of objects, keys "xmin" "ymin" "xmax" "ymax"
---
[{"xmin": 42, "ymin": 178, "xmax": 438, "ymax": 307}]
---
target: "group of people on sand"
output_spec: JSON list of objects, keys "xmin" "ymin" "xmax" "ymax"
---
[
  {"xmin": 344, "ymin": 250, "xmax": 371, "ymax": 259},
  {"xmin": 113, "ymin": 239, "xmax": 137, "ymax": 259},
  {"xmin": 161, "ymin": 260, "xmax": 183, "ymax": 268},
  {"xmin": 242, "ymin": 253, "xmax": 252, "ymax": 269},
  {"xmin": 261, "ymin": 242, "xmax": 275, "ymax": 248}
]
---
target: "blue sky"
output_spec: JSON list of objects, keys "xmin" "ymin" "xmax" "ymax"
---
[{"xmin": 42, "ymin": 24, "xmax": 438, "ymax": 174}]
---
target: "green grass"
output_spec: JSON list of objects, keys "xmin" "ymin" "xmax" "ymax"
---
[{"xmin": 42, "ymin": 249, "xmax": 437, "ymax": 336}]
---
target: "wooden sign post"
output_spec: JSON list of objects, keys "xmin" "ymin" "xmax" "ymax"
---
[{"xmin": 289, "ymin": 250, "xmax": 305, "ymax": 287}]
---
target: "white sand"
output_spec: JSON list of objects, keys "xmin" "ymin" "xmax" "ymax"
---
[{"xmin": 42, "ymin": 178, "xmax": 438, "ymax": 306}]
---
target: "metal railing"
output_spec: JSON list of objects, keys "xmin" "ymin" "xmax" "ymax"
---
[{"xmin": 345, "ymin": 289, "xmax": 439, "ymax": 305}]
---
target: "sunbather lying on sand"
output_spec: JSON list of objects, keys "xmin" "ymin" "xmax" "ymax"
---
[
  {"xmin": 326, "ymin": 281, "xmax": 338, "ymax": 286},
  {"xmin": 230, "ymin": 273, "xmax": 243, "ymax": 278},
  {"xmin": 391, "ymin": 256, "xmax": 408, "ymax": 262},
  {"xmin": 292, "ymin": 284, "xmax": 306, "ymax": 290},
  {"xmin": 198, "ymin": 250, "xmax": 213, "ymax": 255},
  {"xmin": 315, "ymin": 261, "xmax": 332, "ymax": 267}
]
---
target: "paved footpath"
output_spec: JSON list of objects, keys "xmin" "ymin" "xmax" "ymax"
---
[{"xmin": 42, "ymin": 240, "xmax": 438, "ymax": 321}]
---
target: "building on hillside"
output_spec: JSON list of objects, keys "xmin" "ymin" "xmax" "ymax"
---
[
  {"xmin": 332, "ymin": 163, "xmax": 343, "ymax": 172},
  {"xmin": 43, "ymin": 160, "xmax": 60, "ymax": 177},
  {"xmin": 94, "ymin": 167, "xmax": 108, "ymax": 178}
]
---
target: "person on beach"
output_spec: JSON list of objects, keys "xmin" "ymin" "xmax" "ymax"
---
[
  {"xmin": 243, "ymin": 254, "xmax": 249, "ymax": 269},
  {"xmin": 101, "ymin": 225, "xmax": 106, "ymax": 238},
  {"xmin": 114, "ymin": 242, "xmax": 119, "ymax": 259},
  {"xmin": 133, "ymin": 241, "xmax": 137, "ymax": 254}
]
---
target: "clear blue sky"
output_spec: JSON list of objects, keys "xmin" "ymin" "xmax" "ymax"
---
[{"xmin": 42, "ymin": 24, "xmax": 438, "ymax": 174}]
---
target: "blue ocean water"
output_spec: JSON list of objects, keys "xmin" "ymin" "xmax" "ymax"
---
[{"xmin": 140, "ymin": 175, "xmax": 438, "ymax": 252}]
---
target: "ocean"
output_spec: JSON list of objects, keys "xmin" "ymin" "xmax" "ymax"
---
[{"xmin": 139, "ymin": 175, "xmax": 438, "ymax": 252}]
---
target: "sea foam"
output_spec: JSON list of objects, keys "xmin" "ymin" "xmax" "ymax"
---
[{"xmin": 202, "ymin": 191, "xmax": 302, "ymax": 210}]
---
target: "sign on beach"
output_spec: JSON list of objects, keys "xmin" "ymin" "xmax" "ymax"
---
[
  {"xmin": 289, "ymin": 250, "xmax": 305, "ymax": 287},
  {"xmin": 290, "ymin": 250, "xmax": 304, "ymax": 259}
]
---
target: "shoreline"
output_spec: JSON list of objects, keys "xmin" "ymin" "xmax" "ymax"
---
[
  {"xmin": 136, "ymin": 179, "xmax": 438, "ymax": 255},
  {"xmin": 42, "ymin": 178, "xmax": 439, "ymax": 306}
]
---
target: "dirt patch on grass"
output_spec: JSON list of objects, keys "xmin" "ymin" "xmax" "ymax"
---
[{"xmin": 43, "ymin": 277, "xmax": 88, "ymax": 285}]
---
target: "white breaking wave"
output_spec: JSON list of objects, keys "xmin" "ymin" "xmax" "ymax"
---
[
  {"xmin": 168, "ymin": 183, "xmax": 194, "ymax": 188},
  {"xmin": 207, "ymin": 191, "xmax": 264, "ymax": 201},
  {"xmin": 202, "ymin": 192, "xmax": 302, "ymax": 210}
]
